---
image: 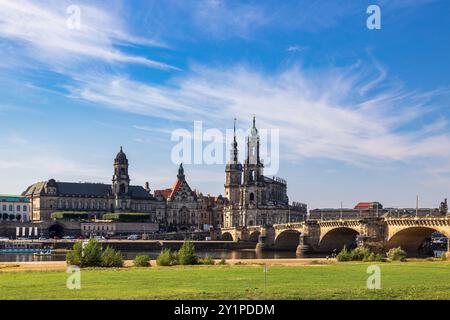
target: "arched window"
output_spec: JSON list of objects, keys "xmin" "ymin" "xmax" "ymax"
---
[{"xmin": 249, "ymin": 193, "xmax": 255, "ymax": 202}]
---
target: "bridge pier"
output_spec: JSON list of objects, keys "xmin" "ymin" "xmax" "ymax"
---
[
  {"xmin": 296, "ymin": 234, "xmax": 311, "ymax": 257},
  {"xmin": 255, "ymin": 235, "xmax": 269, "ymax": 252}
]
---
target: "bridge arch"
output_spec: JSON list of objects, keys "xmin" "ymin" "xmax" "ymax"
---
[
  {"xmin": 318, "ymin": 227, "xmax": 359, "ymax": 253},
  {"xmin": 221, "ymin": 232, "xmax": 234, "ymax": 241},
  {"xmin": 386, "ymin": 226, "xmax": 449, "ymax": 256},
  {"xmin": 49, "ymin": 223, "xmax": 64, "ymax": 239},
  {"xmin": 274, "ymin": 229, "xmax": 301, "ymax": 250},
  {"xmin": 248, "ymin": 231, "xmax": 260, "ymax": 243}
]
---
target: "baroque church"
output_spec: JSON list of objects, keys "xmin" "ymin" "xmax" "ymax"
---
[
  {"xmin": 22, "ymin": 147, "xmax": 225, "ymax": 231},
  {"xmin": 223, "ymin": 117, "xmax": 307, "ymax": 227}
]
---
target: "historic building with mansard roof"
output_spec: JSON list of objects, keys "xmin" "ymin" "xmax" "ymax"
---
[
  {"xmin": 22, "ymin": 147, "xmax": 158, "ymax": 221},
  {"xmin": 22, "ymin": 148, "xmax": 225, "ymax": 232},
  {"xmin": 223, "ymin": 117, "xmax": 307, "ymax": 228}
]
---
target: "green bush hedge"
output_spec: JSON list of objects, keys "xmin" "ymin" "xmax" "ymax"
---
[
  {"xmin": 134, "ymin": 255, "xmax": 151, "ymax": 267},
  {"xmin": 51, "ymin": 212, "xmax": 89, "ymax": 220},
  {"xmin": 387, "ymin": 247, "xmax": 407, "ymax": 261},
  {"xmin": 178, "ymin": 241, "xmax": 198, "ymax": 265},
  {"xmin": 101, "ymin": 247, "xmax": 124, "ymax": 267},
  {"xmin": 66, "ymin": 238, "xmax": 124, "ymax": 268},
  {"xmin": 337, "ymin": 246, "xmax": 385, "ymax": 262},
  {"xmin": 198, "ymin": 255, "xmax": 215, "ymax": 265},
  {"xmin": 102, "ymin": 212, "xmax": 150, "ymax": 222},
  {"xmin": 156, "ymin": 249, "xmax": 178, "ymax": 266}
]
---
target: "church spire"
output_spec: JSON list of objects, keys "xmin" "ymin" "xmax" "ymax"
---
[
  {"xmin": 250, "ymin": 115, "xmax": 258, "ymax": 136},
  {"xmin": 230, "ymin": 118, "xmax": 239, "ymax": 164}
]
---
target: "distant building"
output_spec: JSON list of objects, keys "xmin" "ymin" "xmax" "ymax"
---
[
  {"xmin": 0, "ymin": 195, "xmax": 30, "ymax": 222},
  {"xmin": 354, "ymin": 202, "xmax": 383, "ymax": 210},
  {"xmin": 223, "ymin": 117, "xmax": 307, "ymax": 227},
  {"xmin": 309, "ymin": 201, "xmax": 445, "ymax": 220},
  {"xmin": 154, "ymin": 164, "xmax": 226, "ymax": 232},
  {"xmin": 22, "ymin": 147, "xmax": 158, "ymax": 222},
  {"xmin": 21, "ymin": 148, "xmax": 225, "ymax": 235}
]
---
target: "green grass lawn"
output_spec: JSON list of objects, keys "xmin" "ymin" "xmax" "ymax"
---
[{"xmin": 1, "ymin": 261, "xmax": 450, "ymax": 299}]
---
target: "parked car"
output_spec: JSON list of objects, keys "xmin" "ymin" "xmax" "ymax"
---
[
  {"xmin": 95, "ymin": 236, "xmax": 106, "ymax": 241},
  {"xmin": 127, "ymin": 234, "xmax": 139, "ymax": 240}
]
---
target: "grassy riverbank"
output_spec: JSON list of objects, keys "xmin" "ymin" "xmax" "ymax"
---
[{"xmin": 1, "ymin": 260, "xmax": 450, "ymax": 299}]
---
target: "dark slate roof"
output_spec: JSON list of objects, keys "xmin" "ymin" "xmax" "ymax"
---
[
  {"xmin": 22, "ymin": 181, "xmax": 152, "ymax": 199},
  {"xmin": 22, "ymin": 182, "xmax": 46, "ymax": 196},
  {"xmin": 129, "ymin": 186, "xmax": 153, "ymax": 199},
  {"xmin": 56, "ymin": 182, "xmax": 112, "ymax": 197}
]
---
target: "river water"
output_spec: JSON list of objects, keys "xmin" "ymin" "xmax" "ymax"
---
[{"xmin": 0, "ymin": 250, "xmax": 325, "ymax": 263}]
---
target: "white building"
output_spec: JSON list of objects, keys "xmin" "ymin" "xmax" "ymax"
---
[{"xmin": 0, "ymin": 195, "xmax": 30, "ymax": 222}]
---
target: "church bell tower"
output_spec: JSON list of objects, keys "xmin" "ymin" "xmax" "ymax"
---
[{"xmin": 112, "ymin": 146, "xmax": 130, "ymax": 210}]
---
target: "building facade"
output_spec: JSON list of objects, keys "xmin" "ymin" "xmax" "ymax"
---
[
  {"xmin": 22, "ymin": 148, "xmax": 224, "ymax": 233},
  {"xmin": 0, "ymin": 195, "xmax": 30, "ymax": 222},
  {"xmin": 22, "ymin": 147, "xmax": 159, "ymax": 222},
  {"xmin": 154, "ymin": 164, "xmax": 226, "ymax": 232},
  {"xmin": 223, "ymin": 117, "xmax": 307, "ymax": 228}
]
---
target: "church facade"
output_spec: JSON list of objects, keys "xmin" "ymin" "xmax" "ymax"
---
[{"xmin": 223, "ymin": 117, "xmax": 307, "ymax": 228}]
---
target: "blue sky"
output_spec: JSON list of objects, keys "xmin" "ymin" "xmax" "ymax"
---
[{"xmin": 0, "ymin": 0, "xmax": 450, "ymax": 209}]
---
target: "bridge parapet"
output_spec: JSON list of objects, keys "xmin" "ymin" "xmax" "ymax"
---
[{"xmin": 273, "ymin": 222, "xmax": 305, "ymax": 230}]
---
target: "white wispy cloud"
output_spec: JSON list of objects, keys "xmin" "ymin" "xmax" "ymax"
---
[
  {"xmin": 64, "ymin": 61, "xmax": 450, "ymax": 168},
  {"xmin": 0, "ymin": 0, "xmax": 176, "ymax": 71}
]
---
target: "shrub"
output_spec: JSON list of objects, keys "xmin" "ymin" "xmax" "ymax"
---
[
  {"xmin": 199, "ymin": 255, "xmax": 215, "ymax": 265},
  {"xmin": 15, "ymin": 214, "xmax": 21, "ymax": 221},
  {"xmin": 441, "ymin": 252, "xmax": 448, "ymax": 261},
  {"xmin": 156, "ymin": 249, "xmax": 178, "ymax": 266},
  {"xmin": 218, "ymin": 258, "xmax": 227, "ymax": 265},
  {"xmin": 336, "ymin": 246, "xmax": 352, "ymax": 261},
  {"xmin": 82, "ymin": 238, "xmax": 103, "ymax": 267},
  {"xmin": 101, "ymin": 246, "xmax": 124, "ymax": 267},
  {"xmin": 102, "ymin": 213, "xmax": 150, "ymax": 222},
  {"xmin": 337, "ymin": 246, "xmax": 385, "ymax": 262},
  {"xmin": 134, "ymin": 255, "xmax": 151, "ymax": 267},
  {"xmin": 66, "ymin": 238, "xmax": 102, "ymax": 267},
  {"xmin": 363, "ymin": 252, "xmax": 385, "ymax": 262},
  {"xmin": 387, "ymin": 247, "xmax": 407, "ymax": 261},
  {"xmin": 51, "ymin": 212, "xmax": 89, "ymax": 220},
  {"xmin": 350, "ymin": 247, "xmax": 371, "ymax": 261},
  {"xmin": 178, "ymin": 241, "xmax": 198, "ymax": 265},
  {"xmin": 66, "ymin": 241, "xmax": 83, "ymax": 266},
  {"xmin": 2, "ymin": 213, "xmax": 8, "ymax": 221}
]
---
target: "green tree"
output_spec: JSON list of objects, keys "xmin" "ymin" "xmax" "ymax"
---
[
  {"xmin": 133, "ymin": 255, "xmax": 151, "ymax": 267},
  {"xmin": 178, "ymin": 241, "xmax": 198, "ymax": 265},
  {"xmin": 156, "ymin": 249, "xmax": 178, "ymax": 266},
  {"xmin": 387, "ymin": 247, "xmax": 407, "ymax": 261},
  {"xmin": 66, "ymin": 241, "xmax": 83, "ymax": 266},
  {"xmin": 101, "ymin": 247, "xmax": 124, "ymax": 267},
  {"xmin": 66, "ymin": 238, "xmax": 103, "ymax": 267}
]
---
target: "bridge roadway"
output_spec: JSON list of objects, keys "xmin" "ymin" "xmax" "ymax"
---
[{"xmin": 221, "ymin": 216, "xmax": 450, "ymax": 256}]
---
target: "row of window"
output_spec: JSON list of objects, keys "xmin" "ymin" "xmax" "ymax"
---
[
  {"xmin": 2, "ymin": 204, "xmax": 28, "ymax": 212},
  {"xmin": 82, "ymin": 225, "xmax": 115, "ymax": 231},
  {"xmin": 54, "ymin": 200, "xmax": 155, "ymax": 212}
]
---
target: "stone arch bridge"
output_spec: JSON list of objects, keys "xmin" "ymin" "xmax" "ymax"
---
[{"xmin": 220, "ymin": 216, "xmax": 450, "ymax": 256}]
